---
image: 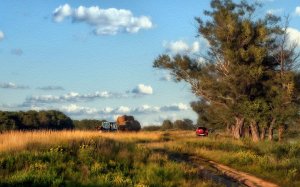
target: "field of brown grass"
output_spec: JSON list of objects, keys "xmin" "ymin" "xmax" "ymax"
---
[{"xmin": 0, "ymin": 130, "xmax": 162, "ymax": 152}]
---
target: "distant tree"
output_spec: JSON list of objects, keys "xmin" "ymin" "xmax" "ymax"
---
[
  {"xmin": 73, "ymin": 119, "xmax": 105, "ymax": 130},
  {"xmin": 173, "ymin": 119, "xmax": 194, "ymax": 130},
  {"xmin": 161, "ymin": 119, "xmax": 173, "ymax": 130},
  {"xmin": 0, "ymin": 110, "xmax": 73, "ymax": 131},
  {"xmin": 142, "ymin": 125, "xmax": 161, "ymax": 131}
]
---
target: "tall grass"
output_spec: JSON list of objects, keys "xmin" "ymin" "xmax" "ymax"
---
[
  {"xmin": 0, "ymin": 130, "xmax": 218, "ymax": 186},
  {"xmin": 162, "ymin": 131, "xmax": 300, "ymax": 187},
  {"xmin": 0, "ymin": 130, "xmax": 162, "ymax": 152}
]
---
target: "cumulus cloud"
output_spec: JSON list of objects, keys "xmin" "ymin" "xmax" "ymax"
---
[
  {"xmin": 0, "ymin": 82, "xmax": 29, "ymax": 89},
  {"xmin": 24, "ymin": 91, "xmax": 118, "ymax": 104},
  {"xmin": 53, "ymin": 4, "xmax": 72, "ymax": 22},
  {"xmin": 37, "ymin": 86, "xmax": 65, "ymax": 91},
  {"xmin": 132, "ymin": 84, "xmax": 153, "ymax": 95},
  {"xmin": 53, "ymin": 4, "xmax": 153, "ymax": 35},
  {"xmin": 287, "ymin": 27, "xmax": 300, "ymax": 45},
  {"xmin": 61, "ymin": 104, "xmax": 98, "ymax": 115},
  {"xmin": 11, "ymin": 48, "xmax": 23, "ymax": 56},
  {"xmin": 60, "ymin": 103, "xmax": 188, "ymax": 116},
  {"xmin": 160, "ymin": 103, "xmax": 189, "ymax": 111},
  {"xmin": 163, "ymin": 40, "xmax": 200, "ymax": 54},
  {"xmin": 0, "ymin": 30, "xmax": 4, "ymax": 41},
  {"xmin": 296, "ymin": 7, "xmax": 300, "ymax": 16}
]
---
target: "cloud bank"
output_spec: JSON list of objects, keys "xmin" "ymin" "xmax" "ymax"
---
[
  {"xmin": 24, "ymin": 91, "xmax": 117, "ymax": 104},
  {"xmin": 61, "ymin": 103, "xmax": 188, "ymax": 116},
  {"xmin": 53, "ymin": 4, "xmax": 153, "ymax": 35},
  {"xmin": 37, "ymin": 86, "xmax": 65, "ymax": 91},
  {"xmin": 0, "ymin": 82, "xmax": 29, "ymax": 89}
]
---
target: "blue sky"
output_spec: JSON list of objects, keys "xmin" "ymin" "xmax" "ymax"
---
[{"xmin": 0, "ymin": 0, "xmax": 300, "ymax": 126}]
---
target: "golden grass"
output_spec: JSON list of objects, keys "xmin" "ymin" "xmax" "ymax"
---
[{"xmin": 0, "ymin": 130, "xmax": 162, "ymax": 152}]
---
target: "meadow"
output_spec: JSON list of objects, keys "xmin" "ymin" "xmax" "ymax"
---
[
  {"xmin": 0, "ymin": 130, "xmax": 299, "ymax": 186},
  {"xmin": 0, "ymin": 131, "xmax": 218, "ymax": 187}
]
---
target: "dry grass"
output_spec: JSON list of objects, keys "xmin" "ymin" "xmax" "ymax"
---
[{"xmin": 0, "ymin": 130, "xmax": 162, "ymax": 152}]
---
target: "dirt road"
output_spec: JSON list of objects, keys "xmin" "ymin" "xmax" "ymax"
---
[{"xmin": 152, "ymin": 148, "xmax": 279, "ymax": 187}]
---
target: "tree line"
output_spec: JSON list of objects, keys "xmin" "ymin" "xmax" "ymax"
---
[
  {"xmin": 154, "ymin": 0, "xmax": 300, "ymax": 141},
  {"xmin": 143, "ymin": 119, "xmax": 195, "ymax": 131},
  {"xmin": 0, "ymin": 110, "xmax": 73, "ymax": 131}
]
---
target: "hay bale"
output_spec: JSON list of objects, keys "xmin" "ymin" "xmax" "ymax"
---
[
  {"xmin": 126, "ymin": 120, "xmax": 141, "ymax": 131},
  {"xmin": 117, "ymin": 115, "xmax": 126, "ymax": 125},
  {"xmin": 125, "ymin": 115, "xmax": 134, "ymax": 122}
]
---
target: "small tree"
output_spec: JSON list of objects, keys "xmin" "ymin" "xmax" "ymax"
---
[{"xmin": 161, "ymin": 119, "xmax": 173, "ymax": 130}]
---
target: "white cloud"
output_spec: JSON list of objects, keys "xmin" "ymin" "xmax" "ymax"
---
[
  {"xmin": 267, "ymin": 8, "xmax": 283, "ymax": 15},
  {"xmin": 295, "ymin": 7, "xmax": 300, "ymax": 16},
  {"xmin": 53, "ymin": 4, "xmax": 72, "ymax": 22},
  {"xmin": 286, "ymin": 27, "xmax": 300, "ymax": 45},
  {"xmin": 160, "ymin": 103, "xmax": 189, "ymax": 111},
  {"xmin": 132, "ymin": 84, "xmax": 153, "ymax": 95},
  {"xmin": 61, "ymin": 104, "xmax": 98, "ymax": 115},
  {"xmin": 0, "ymin": 82, "xmax": 29, "ymax": 89},
  {"xmin": 24, "ymin": 91, "xmax": 118, "ymax": 104},
  {"xmin": 115, "ymin": 106, "xmax": 131, "ymax": 113},
  {"xmin": 37, "ymin": 86, "xmax": 64, "ymax": 91},
  {"xmin": 53, "ymin": 4, "xmax": 153, "ymax": 35},
  {"xmin": 0, "ymin": 30, "xmax": 4, "ymax": 41},
  {"xmin": 59, "ymin": 103, "xmax": 189, "ymax": 117},
  {"xmin": 163, "ymin": 40, "xmax": 200, "ymax": 54}
]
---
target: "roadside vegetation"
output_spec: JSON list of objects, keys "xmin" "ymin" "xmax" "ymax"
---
[
  {"xmin": 161, "ymin": 131, "xmax": 300, "ymax": 187},
  {"xmin": 1, "ymin": 130, "xmax": 299, "ymax": 186},
  {"xmin": 0, "ymin": 131, "xmax": 219, "ymax": 187}
]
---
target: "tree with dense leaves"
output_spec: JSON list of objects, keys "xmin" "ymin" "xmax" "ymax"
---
[
  {"xmin": 0, "ymin": 110, "xmax": 73, "ymax": 131},
  {"xmin": 161, "ymin": 119, "xmax": 174, "ymax": 130},
  {"xmin": 154, "ymin": 0, "xmax": 300, "ymax": 141}
]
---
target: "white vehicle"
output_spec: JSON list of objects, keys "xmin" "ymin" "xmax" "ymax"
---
[{"xmin": 100, "ymin": 121, "xmax": 118, "ymax": 131}]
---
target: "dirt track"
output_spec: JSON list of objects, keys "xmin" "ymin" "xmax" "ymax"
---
[{"xmin": 152, "ymin": 148, "xmax": 279, "ymax": 187}]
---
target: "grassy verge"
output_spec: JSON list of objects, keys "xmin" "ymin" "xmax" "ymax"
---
[
  {"xmin": 0, "ymin": 131, "xmax": 219, "ymax": 187},
  {"xmin": 160, "ymin": 131, "xmax": 300, "ymax": 187}
]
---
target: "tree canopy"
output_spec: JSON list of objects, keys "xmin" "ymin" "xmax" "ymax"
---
[
  {"xmin": 0, "ymin": 110, "xmax": 73, "ymax": 131},
  {"xmin": 154, "ymin": 0, "xmax": 300, "ymax": 141}
]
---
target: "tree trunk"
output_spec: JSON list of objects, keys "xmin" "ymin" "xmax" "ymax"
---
[
  {"xmin": 250, "ymin": 120, "xmax": 260, "ymax": 142},
  {"xmin": 226, "ymin": 123, "xmax": 232, "ymax": 135},
  {"xmin": 278, "ymin": 125, "xmax": 285, "ymax": 142},
  {"xmin": 232, "ymin": 117, "xmax": 244, "ymax": 139},
  {"xmin": 260, "ymin": 127, "xmax": 267, "ymax": 140},
  {"xmin": 268, "ymin": 118, "xmax": 275, "ymax": 141}
]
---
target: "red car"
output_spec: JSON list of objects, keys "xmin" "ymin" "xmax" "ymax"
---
[{"xmin": 196, "ymin": 127, "xmax": 208, "ymax": 136}]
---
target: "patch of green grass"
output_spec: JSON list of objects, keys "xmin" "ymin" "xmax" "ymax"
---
[
  {"xmin": 164, "ymin": 132, "xmax": 300, "ymax": 187},
  {"xmin": 0, "ymin": 137, "xmax": 217, "ymax": 187}
]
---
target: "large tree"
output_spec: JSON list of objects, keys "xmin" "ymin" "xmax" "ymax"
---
[{"xmin": 154, "ymin": 0, "xmax": 300, "ymax": 141}]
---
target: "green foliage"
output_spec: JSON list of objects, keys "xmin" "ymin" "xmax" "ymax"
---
[
  {"xmin": 161, "ymin": 120, "xmax": 173, "ymax": 130},
  {"xmin": 73, "ymin": 119, "xmax": 105, "ymax": 130},
  {"xmin": 0, "ymin": 110, "xmax": 73, "ymax": 131},
  {"xmin": 153, "ymin": 0, "xmax": 300, "ymax": 140},
  {"xmin": 142, "ymin": 125, "xmax": 161, "ymax": 131}
]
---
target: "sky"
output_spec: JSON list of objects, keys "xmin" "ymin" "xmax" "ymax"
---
[{"xmin": 0, "ymin": 0, "xmax": 300, "ymax": 126}]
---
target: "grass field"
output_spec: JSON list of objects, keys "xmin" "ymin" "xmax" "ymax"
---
[
  {"xmin": 0, "ymin": 131, "xmax": 219, "ymax": 187},
  {"xmin": 0, "ymin": 130, "xmax": 299, "ymax": 186}
]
